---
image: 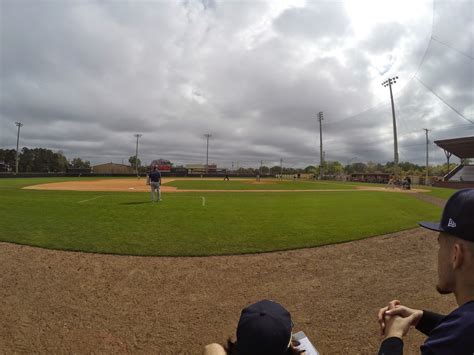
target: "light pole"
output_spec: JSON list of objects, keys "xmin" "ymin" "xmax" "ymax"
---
[
  {"xmin": 134, "ymin": 134, "xmax": 142, "ymax": 177},
  {"xmin": 15, "ymin": 122, "xmax": 23, "ymax": 174},
  {"xmin": 204, "ymin": 133, "xmax": 212, "ymax": 174},
  {"xmin": 318, "ymin": 111, "xmax": 324, "ymax": 180},
  {"xmin": 382, "ymin": 76, "xmax": 399, "ymax": 177},
  {"xmin": 423, "ymin": 128, "xmax": 430, "ymax": 185}
]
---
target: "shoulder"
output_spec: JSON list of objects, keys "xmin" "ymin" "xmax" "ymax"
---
[{"xmin": 423, "ymin": 303, "xmax": 474, "ymax": 353}]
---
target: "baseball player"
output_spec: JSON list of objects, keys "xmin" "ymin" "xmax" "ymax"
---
[
  {"xmin": 148, "ymin": 166, "xmax": 162, "ymax": 202},
  {"xmin": 377, "ymin": 188, "xmax": 474, "ymax": 354}
]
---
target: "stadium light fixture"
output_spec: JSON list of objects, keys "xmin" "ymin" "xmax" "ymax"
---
[
  {"xmin": 318, "ymin": 111, "xmax": 324, "ymax": 180},
  {"xmin": 134, "ymin": 134, "xmax": 142, "ymax": 177},
  {"xmin": 381, "ymin": 76, "xmax": 399, "ymax": 177},
  {"xmin": 14, "ymin": 122, "xmax": 23, "ymax": 175},
  {"xmin": 204, "ymin": 133, "xmax": 212, "ymax": 174}
]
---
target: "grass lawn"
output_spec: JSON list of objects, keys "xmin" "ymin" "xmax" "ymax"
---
[
  {"xmin": 421, "ymin": 186, "xmax": 458, "ymax": 200},
  {"xmin": 164, "ymin": 179, "xmax": 355, "ymax": 190},
  {"xmin": 0, "ymin": 178, "xmax": 441, "ymax": 256}
]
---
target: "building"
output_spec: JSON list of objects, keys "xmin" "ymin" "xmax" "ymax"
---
[
  {"xmin": 185, "ymin": 164, "xmax": 217, "ymax": 174},
  {"xmin": 0, "ymin": 160, "xmax": 11, "ymax": 172},
  {"xmin": 150, "ymin": 159, "xmax": 172, "ymax": 172},
  {"xmin": 350, "ymin": 172, "xmax": 390, "ymax": 184},
  {"xmin": 92, "ymin": 163, "xmax": 134, "ymax": 174}
]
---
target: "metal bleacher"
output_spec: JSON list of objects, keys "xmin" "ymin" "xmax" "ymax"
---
[
  {"xmin": 450, "ymin": 165, "xmax": 474, "ymax": 182},
  {"xmin": 433, "ymin": 136, "xmax": 474, "ymax": 188}
]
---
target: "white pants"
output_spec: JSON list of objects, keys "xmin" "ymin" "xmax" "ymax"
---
[{"xmin": 150, "ymin": 182, "xmax": 161, "ymax": 201}]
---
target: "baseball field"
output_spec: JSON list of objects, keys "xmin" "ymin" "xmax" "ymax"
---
[{"xmin": 0, "ymin": 177, "xmax": 458, "ymax": 353}]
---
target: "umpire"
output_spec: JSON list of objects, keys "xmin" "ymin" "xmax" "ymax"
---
[{"xmin": 377, "ymin": 188, "xmax": 474, "ymax": 354}]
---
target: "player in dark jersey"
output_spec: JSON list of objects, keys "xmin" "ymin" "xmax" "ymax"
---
[
  {"xmin": 148, "ymin": 166, "xmax": 162, "ymax": 202},
  {"xmin": 377, "ymin": 189, "xmax": 474, "ymax": 355}
]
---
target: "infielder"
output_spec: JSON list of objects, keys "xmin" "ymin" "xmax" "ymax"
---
[{"xmin": 148, "ymin": 166, "xmax": 162, "ymax": 202}]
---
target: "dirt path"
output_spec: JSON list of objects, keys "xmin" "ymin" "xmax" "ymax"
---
[
  {"xmin": 412, "ymin": 193, "xmax": 447, "ymax": 208},
  {"xmin": 0, "ymin": 228, "xmax": 456, "ymax": 354},
  {"xmin": 23, "ymin": 178, "xmax": 430, "ymax": 194}
]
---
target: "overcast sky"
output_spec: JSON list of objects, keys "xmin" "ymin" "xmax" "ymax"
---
[{"xmin": 1, "ymin": 0, "xmax": 473, "ymax": 168}]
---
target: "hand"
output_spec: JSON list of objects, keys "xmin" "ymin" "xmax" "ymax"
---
[
  {"xmin": 383, "ymin": 313, "xmax": 418, "ymax": 339},
  {"xmin": 377, "ymin": 300, "xmax": 423, "ymax": 336}
]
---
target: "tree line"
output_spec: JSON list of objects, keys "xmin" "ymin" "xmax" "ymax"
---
[
  {"xmin": 0, "ymin": 147, "xmax": 461, "ymax": 176},
  {"xmin": 0, "ymin": 148, "xmax": 90, "ymax": 173},
  {"xmin": 236, "ymin": 160, "xmax": 455, "ymax": 177}
]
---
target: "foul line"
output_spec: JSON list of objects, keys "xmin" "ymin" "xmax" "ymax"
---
[{"xmin": 78, "ymin": 195, "xmax": 105, "ymax": 204}]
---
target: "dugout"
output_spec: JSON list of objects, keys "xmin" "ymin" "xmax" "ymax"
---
[{"xmin": 433, "ymin": 136, "xmax": 474, "ymax": 189}]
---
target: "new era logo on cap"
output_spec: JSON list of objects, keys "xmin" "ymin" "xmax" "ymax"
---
[
  {"xmin": 419, "ymin": 188, "xmax": 474, "ymax": 242},
  {"xmin": 447, "ymin": 218, "xmax": 457, "ymax": 228}
]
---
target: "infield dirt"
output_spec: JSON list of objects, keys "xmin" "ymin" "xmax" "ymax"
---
[
  {"xmin": 0, "ymin": 228, "xmax": 455, "ymax": 354},
  {"xmin": 23, "ymin": 177, "xmax": 429, "ymax": 193}
]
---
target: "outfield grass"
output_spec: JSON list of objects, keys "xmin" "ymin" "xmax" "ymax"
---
[
  {"xmin": 164, "ymin": 179, "xmax": 355, "ymax": 190},
  {"xmin": 0, "ymin": 177, "xmax": 443, "ymax": 256},
  {"xmin": 421, "ymin": 186, "xmax": 457, "ymax": 200}
]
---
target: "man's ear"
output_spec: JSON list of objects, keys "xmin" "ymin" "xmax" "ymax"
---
[{"xmin": 452, "ymin": 242, "xmax": 464, "ymax": 270}]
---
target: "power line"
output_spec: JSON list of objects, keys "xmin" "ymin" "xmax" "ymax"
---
[
  {"xmin": 431, "ymin": 36, "xmax": 474, "ymax": 60},
  {"xmin": 325, "ymin": 0, "xmax": 435, "ymax": 128},
  {"xmin": 415, "ymin": 76, "xmax": 474, "ymax": 124}
]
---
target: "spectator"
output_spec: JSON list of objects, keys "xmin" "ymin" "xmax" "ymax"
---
[
  {"xmin": 204, "ymin": 300, "xmax": 303, "ymax": 355},
  {"xmin": 377, "ymin": 189, "xmax": 474, "ymax": 354}
]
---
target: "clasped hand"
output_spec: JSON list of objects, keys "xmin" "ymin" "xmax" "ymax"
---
[{"xmin": 377, "ymin": 300, "xmax": 423, "ymax": 339}]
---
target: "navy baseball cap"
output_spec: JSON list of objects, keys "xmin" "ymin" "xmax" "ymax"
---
[
  {"xmin": 236, "ymin": 300, "xmax": 293, "ymax": 355},
  {"xmin": 419, "ymin": 188, "xmax": 474, "ymax": 242}
]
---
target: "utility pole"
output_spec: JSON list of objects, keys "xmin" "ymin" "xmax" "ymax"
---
[
  {"xmin": 382, "ymin": 76, "xmax": 399, "ymax": 177},
  {"xmin": 423, "ymin": 128, "xmax": 430, "ymax": 185},
  {"xmin": 280, "ymin": 158, "xmax": 283, "ymax": 177},
  {"xmin": 260, "ymin": 160, "xmax": 263, "ymax": 175},
  {"xmin": 318, "ymin": 111, "xmax": 324, "ymax": 180},
  {"xmin": 134, "ymin": 134, "xmax": 142, "ymax": 177},
  {"xmin": 15, "ymin": 122, "xmax": 23, "ymax": 174},
  {"xmin": 204, "ymin": 133, "xmax": 212, "ymax": 174},
  {"xmin": 231, "ymin": 161, "xmax": 234, "ymax": 171}
]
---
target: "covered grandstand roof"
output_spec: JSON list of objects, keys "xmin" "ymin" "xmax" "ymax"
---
[{"xmin": 434, "ymin": 136, "xmax": 474, "ymax": 159}]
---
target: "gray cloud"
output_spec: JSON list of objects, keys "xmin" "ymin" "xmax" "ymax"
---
[{"xmin": 1, "ymin": 0, "xmax": 473, "ymax": 169}]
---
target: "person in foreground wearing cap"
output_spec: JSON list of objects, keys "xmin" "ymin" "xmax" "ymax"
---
[
  {"xmin": 377, "ymin": 188, "xmax": 474, "ymax": 355},
  {"xmin": 203, "ymin": 299, "xmax": 304, "ymax": 355}
]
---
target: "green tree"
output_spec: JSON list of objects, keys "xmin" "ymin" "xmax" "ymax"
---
[
  {"xmin": 270, "ymin": 165, "xmax": 282, "ymax": 175},
  {"xmin": 17, "ymin": 147, "xmax": 68, "ymax": 172},
  {"xmin": 324, "ymin": 161, "xmax": 344, "ymax": 175},
  {"xmin": 304, "ymin": 165, "xmax": 317, "ymax": 173},
  {"xmin": 129, "ymin": 156, "xmax": 141, "ymax": 169},
  {"xmin": 0, "ymin": 149, "xmax": 17, "ymax": 170},
  {"xmin": 70, "ymin": 158, "xmax": 91, "ymax": 169},
  {"xmin": 260, "ymin": 166, "xmax": 270, "ymax": 174},
  {"xmin": 345, "ymin": 162, "xmax": 367, "ymax": 174}
]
